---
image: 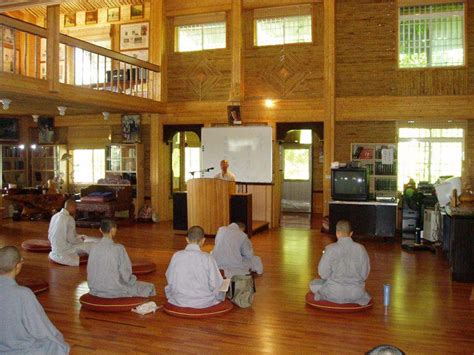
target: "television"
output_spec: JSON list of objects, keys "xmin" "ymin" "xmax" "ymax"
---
[{"xmin": 331, "ymin": 168, "xmax": 369, "ymax": 201}]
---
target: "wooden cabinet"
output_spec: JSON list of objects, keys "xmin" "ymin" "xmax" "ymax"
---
[
  {"xmin": 351, "ymin": 143, "xmax": 397, "ymax": 199},
  {"xmin": 1, "ymin": 145, "xmax": 27, "ymax": 188},
  {"xmin": 30, "ymin": 144, "xmax": 68, "ymax": 191},
  {"xmin": 105, "ymin": 143, "xmax": 144, "ymax": 215}
]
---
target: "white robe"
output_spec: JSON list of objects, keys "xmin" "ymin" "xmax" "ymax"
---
[
  {"xmin": 214, "ymin": 170, "xmax": 236, "ymax": 181},
  {"xmin": 165, "ymin": 244, "xmax": 225, "ymax": 308},
  {"xmin": 87, "ymin": 237, "xmax": 156, "ymax": 298},
  {"xmin": 212, "ymin": 223, "xmax": 263, "ymax": 278},
  {"xmin": 48, "ymin": 208, "xmax": 92, "ymax": 266},
  {"xmin": 310, "ymin": 237, "xmax": 371, "ymax": 305},
  {"xmin": 0, "ymin": 276, "xmax": 70, "ymax": 355}
]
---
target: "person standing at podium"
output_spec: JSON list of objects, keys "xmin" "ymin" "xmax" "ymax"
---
[{"xmin": 214, "ymin": 159, "xmax": 236, "ymax": 181}]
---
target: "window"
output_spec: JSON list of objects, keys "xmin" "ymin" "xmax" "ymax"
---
[
  {"xmin": 283, "ymin": 148, "xmax": 310, "ymax": 180},
  {"xmin": 72, "ymin": 149, "xmax": 105, "ymax": 184},
  {"xmin": 255, "ymin": 15, "xmax": 312, "ymax": 46},
  {"xmin": 75, "ymin": 40, "xmax": 111, "ymax": 85},
  {"xmin": 397, "ymin": 127, "xmax": 464, "ymax": 188},
  {"xmin": 399, "ymin": 3, "xmax": 464, "ymax": 68},
  {"xmin": 176, "ymin": 22, "xmax": 226, "ymax": 52}
]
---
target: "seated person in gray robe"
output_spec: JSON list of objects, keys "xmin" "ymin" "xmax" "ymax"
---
[
  {"xmin": 310, "ymin": 220, "xmax": 371, "ymax": 305},
  {"xmin": 212, "ymin": 222, "xmax": 263, "ymax": 278},
  {"xmin": 0, "ymin": 246, "xmax": 70, "ymax": 354},
  {"xmin": 87, "ymin": 219, "xmax": 156, "ymax": 298},
  {"xmin": 165, "ymin": 225, "xmax": 226, "ymax": 309},
  {"xmin": 48, "ymin": 199, "xmax": 97, "ymax": 266}
]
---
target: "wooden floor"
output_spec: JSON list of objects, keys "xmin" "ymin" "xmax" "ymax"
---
[{"xmin": 1, "ymin": 218, "xmax": 473, "ymax": 354}]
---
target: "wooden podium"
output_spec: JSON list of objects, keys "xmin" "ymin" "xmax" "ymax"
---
[{"xmin": 187, "ymin": 178, "xmax": 236, "ymax": 235}]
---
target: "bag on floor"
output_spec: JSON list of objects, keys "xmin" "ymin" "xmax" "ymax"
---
[{"xmin": 227, "ymin": 274, "xmax": 255, "ymax": 308}]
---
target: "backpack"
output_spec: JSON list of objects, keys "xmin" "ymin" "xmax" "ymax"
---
[{"xmin": 227, "ymin": 274, "xmax": 255, "ymax": 308}]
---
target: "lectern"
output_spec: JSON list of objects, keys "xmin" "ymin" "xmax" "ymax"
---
[{"xmin": 187, "ymin": 178, "xmax": 236, "ymax": 235}]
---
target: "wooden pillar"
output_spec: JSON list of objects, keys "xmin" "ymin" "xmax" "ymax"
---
[
  {"xmin": 323, "ymin": 0, "xmax": 335, "ymax": 216},
  {"xmin": 149, "ymin": 0, "xmax": 167, "ymax": 102},
  {"xmin": 270, "ymin": 122, "xmax": 281, "ymax": 228},
  {"xmin": 229, "ymin": 0, "xmax": 243, "ymax": 102},
  {"xmin": 46, "ymin": 5, "xmax": 60, "ymax": 92}
]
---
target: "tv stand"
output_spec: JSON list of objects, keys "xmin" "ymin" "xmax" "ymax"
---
[{"xmin": 329, "ymin": 200, "xmax": 397, "ymax": 238}]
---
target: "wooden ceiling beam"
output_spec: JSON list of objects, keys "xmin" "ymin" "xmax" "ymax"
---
[{"xmin": 0, "ymin": 0, "xmax": 65, "ymax": 13}]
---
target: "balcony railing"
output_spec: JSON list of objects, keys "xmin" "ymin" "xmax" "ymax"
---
[{"xmin": 0, "ymin": 15, "xmax": 160, "ymax": 100}]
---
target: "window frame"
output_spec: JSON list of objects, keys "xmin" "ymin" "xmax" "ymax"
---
[
  {"xmin": 252, "ymin": 5, "xmax": 314, "ymax": 48},
  {"xmin": 174, "ymin": 13, "xmax": 229, "ymax": 53},
  {"xmin": 397, "ymin": 1, "xmax": 467, "ymax": 70},
  {"xmin": 72, "ymin": 148, "xmax": 105, "ymax": 185}
]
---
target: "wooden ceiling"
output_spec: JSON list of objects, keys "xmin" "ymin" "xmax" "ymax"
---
[{"xmin": 0, "ymin": 0, "xmax": 145, "ymax": 18}]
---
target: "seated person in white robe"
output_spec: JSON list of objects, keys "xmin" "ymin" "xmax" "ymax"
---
[
  {"xmin": 48, "ymin": 199, "xmax": 96, "ymax": 266},
  {"xmin": 309, "ymin": 220, "xmax": 371, "ymax": 305},
  {"xmin": 0, "ymin": 246, "xmax": 70, "ymax": 354},
  {"xmin": 165, "ymin": 225, "xmax": 226, "ymax": 309},
  {"xmin": 212, "ymin": 222, "xmax": 263, "ymax": 278},
  {"xmin": 87, "ymin": 219, "xmax": 156, "ymax": 298}
]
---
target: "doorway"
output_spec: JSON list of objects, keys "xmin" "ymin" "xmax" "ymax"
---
[{"xmin": 171, "ymin": 131, "xmax": 201, "ymax": 192}]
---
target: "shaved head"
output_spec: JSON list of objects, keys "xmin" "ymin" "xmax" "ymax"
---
[
  {"xmin": 64, "ymin": 199, "xmax": 77, "ymax": 215},
  {"xmin": 336, "ymin": 220, "xmax": 352, "ymax": 235},
  {"xmin": 187, "ymin": 225, "xmax": 205, "ymax": 243},
  {"xmin": 0, "ymin": 246, "xmax": 21, "ymax": 274}
]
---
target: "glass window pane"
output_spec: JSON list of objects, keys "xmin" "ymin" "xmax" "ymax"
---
[
  {"xmin": 177, "ymin": 22, "xmax": 226, "ymax": 52},
  {"xmin": 185, "ymin": 147, "xmax": 201, "ymax": 181},
  {"xmin": 73, "ymin": 149, "xmax": 104, "ymax": 184},
  {"xmin": 256, "ymin": 15, "xmax": 312, "ymax": 46},
  {"xmin": 284, "ymin": 149, "xmax": 310, "ymax": 180}
]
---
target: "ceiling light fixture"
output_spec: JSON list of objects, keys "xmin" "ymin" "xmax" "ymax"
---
[
  {"xmin": 1, "ymin": 98, "xmax": 11, "ymax": 110},
  {"xmin": 264, "ymin": 99, "xmax": 274, "ymax": 108},
  {"xmin": 32, "ymin": 115, "xmax": 39, "ymax": 123},
  {"xmin": 102, "ymin": 111, "xmax": 110, "ymax": 121},
  {"xmin": 57, "ymin": 106, "xmax": 67, "ymax": 116}
]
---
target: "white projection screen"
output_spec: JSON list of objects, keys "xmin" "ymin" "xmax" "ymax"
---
[{"xmin": 200, "ymin": 126, "xmax": 273, "ymax": 183}]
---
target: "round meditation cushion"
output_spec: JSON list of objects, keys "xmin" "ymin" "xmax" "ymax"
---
[
  {"xmin": 305, "ymin": 292, "xmax": 373, "ymax": 313},
  {"xmin": 18, "ymin": 278, "xmax": 49, "ymax": 294},
  {"xmin": 79, "ymin": 293, "xmax": 149, "ymax": 312},
  {"xmin": 131, "ymin": 261, "xmax": 157, "ymax": 275},
  {"xmin": 163, "ymin": 299, "xmax": 234, "ymax": 319},
  {"xmin": 48, "ymin": 254, "xmax": 88, "ymax": 266},
  {"xmin": 21, "ymin": 239, "xmax": 51, "ymax": 253}
]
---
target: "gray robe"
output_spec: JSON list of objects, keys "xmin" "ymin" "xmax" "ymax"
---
[
  {"xmin": 212, "ymin": 223, "xmax": 263, "ymax": 278},
  {"xmin": 87, "ymin": 237, "xmax": 155, "ymax": 298},
  {"xmin": 48, "ymin": 208, "xmax": 93, "ymax": 266},
  {"xmin": 0, "ymin": 276, "xmax": 70, "ymax": 354},
  {"xmin": 310, "ymin": 237, "xmax": 371, "ymax": 305},
  {"xmin": 165, "ymin": 244, "xmax": 225, "ymax": 308}
]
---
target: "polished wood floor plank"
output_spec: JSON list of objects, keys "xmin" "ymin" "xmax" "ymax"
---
[{"xmin": 0, "ymin": 218, "xmax": 473, "ymax": 354}]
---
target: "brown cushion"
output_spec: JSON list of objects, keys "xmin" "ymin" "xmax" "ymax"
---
[
  {"xmin": 131, "ymin": 260, "xmax": 157, "ymax": 275},
  {"xmin": 21, "ymin": 239, "xmax": 51, "ymax": 253},
  {"xmin": 48, "ymin": 254, "xmax": 88, "ymax": 266},
  {"xmin": 163, "ymin": 299, "xmax": 234, "ymax": 319},
  {"xmin": 305, "ymin": 292, "xmax": 373, "ymax": 313},
  {"xmin": 79, "ymin": 293, "xmax": 148, "ymax": 312},
  {"xmin": 17, "ymin": 278, "xmax": 49, "ymax": 294}
]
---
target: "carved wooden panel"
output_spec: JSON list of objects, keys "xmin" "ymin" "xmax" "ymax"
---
[
  {"xmin": 243, "ymin": 4, "xmax": 324, "ymax": 100},
  {"xmin": 166, "ymin": 19, "xmax": 232, "ymax": 102}
]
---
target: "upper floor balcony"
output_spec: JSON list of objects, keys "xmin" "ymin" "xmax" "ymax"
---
[{"xmin": 0, "ymin": 13, "xmax": 164, "ymax": 116}]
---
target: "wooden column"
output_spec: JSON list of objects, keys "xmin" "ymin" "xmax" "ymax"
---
[
  {"xmin": 270, "ymin": 122, "xmax": 281, "ymax": 228},
  {"xmin": 149, "ymin": 0, "xmax": 167, "ymax": 102},
  {"xmin": 46, "ymin": 5, "xmax": 60, "ymax": 92},
  {"xmin": 323, "ymin": 0, "xmax": 335, "ymax": 215},
  {"xmin": 229, "ymin": 0, "xmax": 243, "ymax": 102}
]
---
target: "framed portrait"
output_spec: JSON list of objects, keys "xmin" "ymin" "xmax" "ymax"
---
[
  {"xmin": 121, "ymin": 114, "xmax": 141, "ymax": 143},
  {"xmin": 64, "ymin": 13, "xmax": 76, "ymax": 27},
  {"xmin": 120, "ymin": 22, "xmax": 149, "ymax": 50},
  {"xmin": 108, "ymin": 7, "xmax": 120, "ymax": 22},
  {"xmin": 3, "ymin": 47, "xmax": 20, "ymax": 73},
  {"xmin": 85, "ymin": 10, "xmax": 98, "ymax": 25},
  {"xmin": 0, "ymin": 118, "xmax": 19, "ymax": 142},
  {"xmin": 130, "ymin": 4, "xmax": 144, "ymax": 19},
  {"xmin": 3, "ymin": 28, "xmax": 14, "ymax": 45},
  {"xmin": 227, "ymin": 105, "xmax": 242, "ymax": 125},
  {"xmin": 121, "ymin": 49, "xmax": 149, "ymax": 61},
  {"xmin": 38, "ymin": 117, "xmax": 55, "ymax": 144}
]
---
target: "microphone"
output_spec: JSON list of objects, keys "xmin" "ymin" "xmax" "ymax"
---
[{"xmin": 208, "ymin": 167, "xmax": 215, "ymax": 170}]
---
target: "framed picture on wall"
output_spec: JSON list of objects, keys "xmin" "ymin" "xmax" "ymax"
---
[
  {"xmin": 108, "ymin": 7, "xmax": 120, "ymax": 22},
  {"xmin": 227, "ymin": 105, "xmax": 242, "ymax": 125},
  {"xmin": 0, "ymin": 118, "xmax": 19, "ymax": 142},
  {"xmin": 120, "ymin": 22, "xmax": 149, "ymax": 50},
  {"xmin": 64, "ymin": 13, "xmax": 76, "ymax": 27},
  {"xmin": 122, "ymin": 115, "xmax": 141, "ymax": 143},
  {"xmin": 38, "ymin": 117, "xmax": 55, "ymax": 144},
  {"xmin": 3, "ymin": 27, "xmax": 14, "ymax": 45},
  {"xmin": 3, "ymin": 47, "xmax": 20, "ymax": 73},
  {"xmin": 85, "ymin": 10, "xmax": 98, "ymax": 25},
  {"xmin": 130, "ymin": 4, "xmax": 144, "ymax": 19},
  {"xmin": 121, "ymin": 49, "xmax": 149, "ymax": 61}
]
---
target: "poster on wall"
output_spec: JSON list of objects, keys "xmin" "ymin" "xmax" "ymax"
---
[
  {"xmin": 120, "ymin": 22, "xmax": 149, "ymax": 50},
  {"xmin": 0, "ymin": 118, "xmax": 19, "ymax": 142},
  {"xmin": 38, "ymin": 117, "xmax": 55, "ymax": 144},
  {"xmin": 122, "ymin": 114, "xmax": 141, "ymax": 143},
  {"xmin": 227, "ymin": 105, "xmax": 242, "ymax": 125},
  {"xmin": 121, "ymin": 49, "xmax": 149, "ymax": 62}
]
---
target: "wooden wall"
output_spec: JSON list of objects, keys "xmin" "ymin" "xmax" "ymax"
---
[{"xmin": 336, "ymin": 0, "xmax": 474, "ymax": 97}]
